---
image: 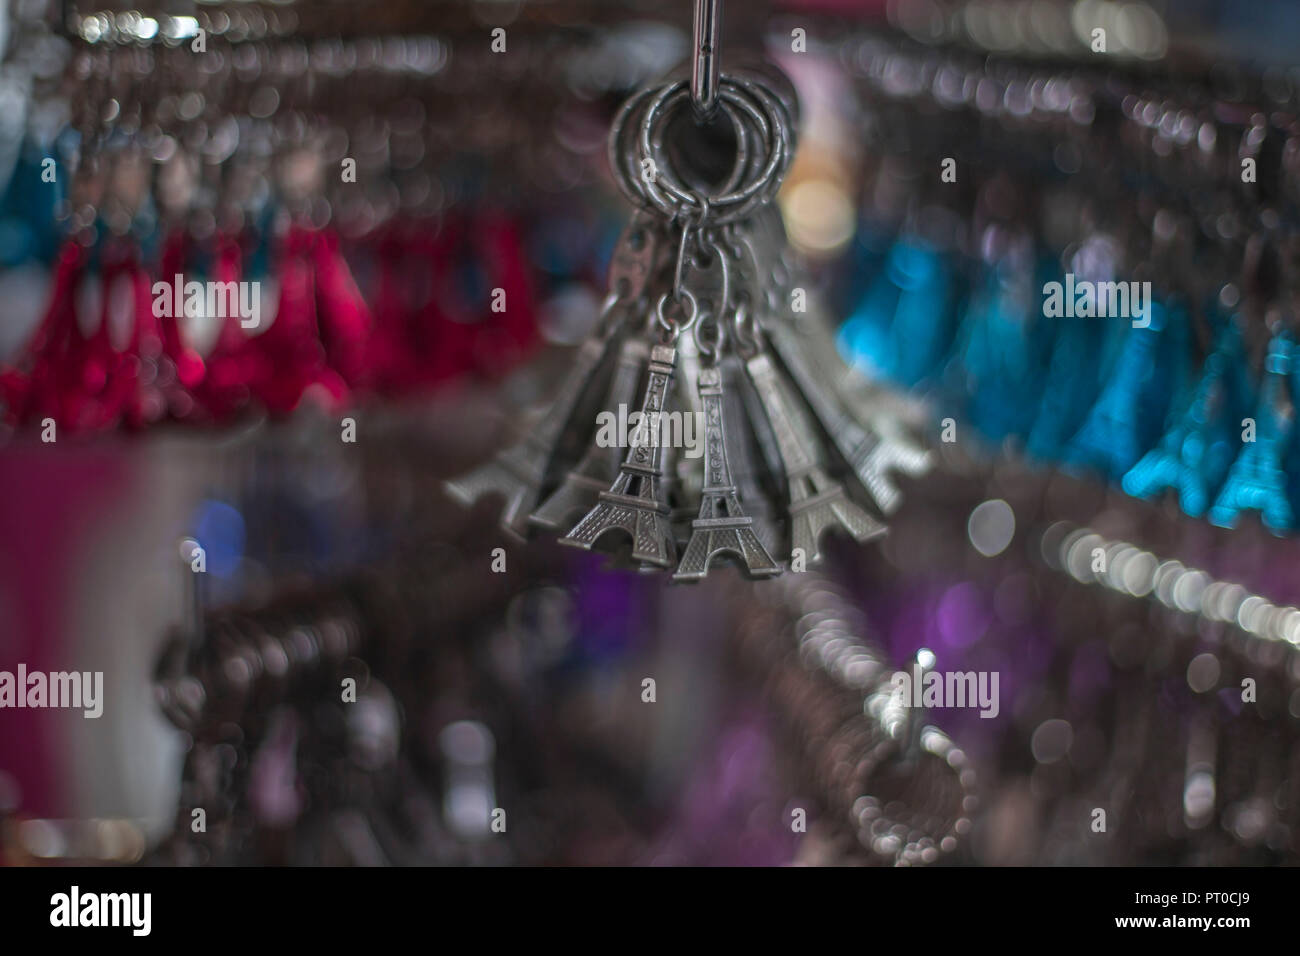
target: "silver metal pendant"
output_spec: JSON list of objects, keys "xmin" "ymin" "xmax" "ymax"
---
[
  {"xmin": 674, "ymin": 365, "xmax": 781, "ymax": 580},
  {"xmin": 560, "ymin": 343, "xmax": 679, "ymax": 568}
]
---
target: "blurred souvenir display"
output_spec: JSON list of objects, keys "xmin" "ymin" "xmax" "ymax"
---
[{"xmin": 1, "ymin": 0, "xmax": 1299, "ymax": 872}]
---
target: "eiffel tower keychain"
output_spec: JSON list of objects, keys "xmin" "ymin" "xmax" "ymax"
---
[
  {"xmin": 560, "ymin": 337, "xmax": 681, "ymax": 567},
  {"xmin": 447, "ymin": 0, "xmax": 932, "ymax": 580},
  {"xmin": 672, "ymin": 244, "xmax": 782, "ymax": 579}
]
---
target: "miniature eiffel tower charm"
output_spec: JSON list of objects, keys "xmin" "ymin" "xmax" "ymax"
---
[
  {"xmin": 531, "ymin": 336, "xmax": 648, "ymax": 530},
  {"xmin": 560, "ymin": 343, "xmax": 679, "ymax": 567},
  {"xmin": 765, "ymin": 320, "xmax": 930, "ymax": 514},
  {"xmin": 445, "ymin": 331, "xmax": 617, "ymax": 539},
  {"xmin": 674, "ymin": 366, "xmax": 781, "ymax": 580},
  {"xmin": 745, "ymin": 351, "xmax": 886, "ymax": 565}
]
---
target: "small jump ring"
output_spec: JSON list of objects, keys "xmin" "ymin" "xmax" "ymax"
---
[
  {"xmin": 656, "ymin": 287, "xmax": 699, "ymax": 338},
  {"xmin": 732, "ymin": 300, "xmax": 761, "ymax": 357},
  {"xmin": 694, "ymin": 314, "xmax": 723, "ymax": 362}
]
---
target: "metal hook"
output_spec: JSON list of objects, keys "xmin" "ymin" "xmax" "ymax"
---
[{"xmin": 691, "ymin": 0, "xmax": 722, "ymax": 120}]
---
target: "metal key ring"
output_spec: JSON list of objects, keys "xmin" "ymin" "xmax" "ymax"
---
[
  {"xmin": 608, "ymin": 84, "xmax": 663, "ymax": 210},
  {"xmin": 615, "ymin": 94, "xmax": 761, "ymax": 220},
  {"xmin": 640, "ymin": 81, "xmax": 787, "ymax": 223},
  {"xmin": 733, "ymin": 74, "xmax": 796, "ymax": 171},
  {"xmin": 641, "ymin": 82, "xmax": 774, "ymax": 199},
  {"xmin": 637, "ymin": 79, "xmax": 787, "ymax": 222},
  {"xmin": 724, "ymin": 76, "xmax": 795, "ymax": 201},
  {"xmin": 610, "ymin": 83, "xmax": 755, "ymax": 213},
  {"xmin": 610, "ymin": 72, "xmax": 796, "ymax": 227},
  {"xmin": 611, "ymin": 83, "xmax": 704, "ymax": 212},
  {"xmin": 647, "ymin": 91, "xmax": 752, "ymax": 203},
  {"xmin": 643, "ymin": 89, "xmax": 776, "ymax": 220}
]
